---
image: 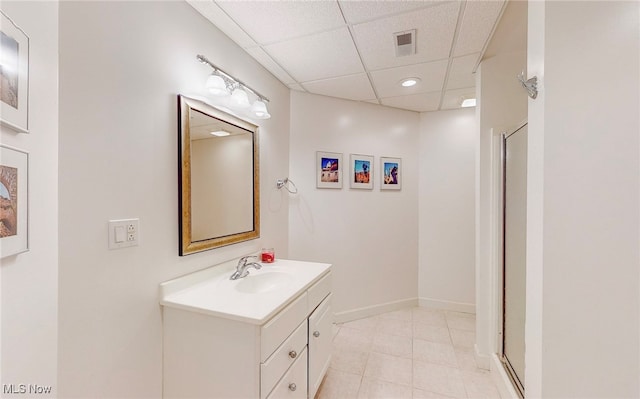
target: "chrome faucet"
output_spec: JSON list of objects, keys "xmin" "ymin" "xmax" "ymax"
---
[{"xmin": 230, "ymin": 255, "xmax": 262, "ymax": 280}]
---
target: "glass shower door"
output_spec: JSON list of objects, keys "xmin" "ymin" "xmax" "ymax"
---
[{"xmin": 502, "ymin": 124, "xmax": 527, "ymax": 397}]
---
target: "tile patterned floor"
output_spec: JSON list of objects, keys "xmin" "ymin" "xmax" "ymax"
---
[{"xmin": 316, "ymin": 307, "xmax": 501, "ymax": 399}]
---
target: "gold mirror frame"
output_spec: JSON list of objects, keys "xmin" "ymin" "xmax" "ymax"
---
[{"xmin": 178, "ymin": 95, "xmax": 260, "ymax": 255}]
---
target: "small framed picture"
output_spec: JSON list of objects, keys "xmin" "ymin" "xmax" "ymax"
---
[
  {"xmin": 0, "ymin": 144, "xmax": 29, "ymax": 257},
  {"xmin": 0, "ymin": 11, "xmax": 30, "ymax": 133},
  {"xmin": 316, "ymin": 151, "xmax": 343, "ymax": 189},
  {"xmin": 350, "ymin": 154, "xmax": 373, "ymax": 190},
  {"xmin": 381, "ymin": 157, "xmax": 401, "ymax": 190}
]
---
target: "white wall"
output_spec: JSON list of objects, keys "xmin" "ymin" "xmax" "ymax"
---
[
  {"xmin": 0, "ymin": 1, "xmax": 58, "ymax": 396},
  {"xmin": 418, "ymin": 108, "xmax": 476, "ymax": 312},
  {"xmin": 58, "ymin": 2, "xmax": 290, "ymax": 397},
  {"xmin": 289, "ymin": 92, "xmax": 419, "ymax": 321},
  {"xmin": 527, "ymin": 2, "xmax": 640, "ymax": 396},
  {"xmin": 475, "ymin": 50, "xmax": 527, "ymax": 366}
]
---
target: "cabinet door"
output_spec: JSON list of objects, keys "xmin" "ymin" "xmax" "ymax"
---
[{"xmin": 308, "ymin": 294, "xmax": 332, "ymax": 399}]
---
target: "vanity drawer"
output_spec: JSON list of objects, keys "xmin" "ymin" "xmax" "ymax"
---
[
  {"xmin": 308, "ymin": 272, "xmax": 331, "ymax": 313},
  {"xmin": 266, "ymin": 347, "xmax": 308, "ymax": 399},
  {"xmin": 260, "ymin": 321, "xmax": 307, "ymax": 399},
  {"xmin": 261, "ymin": 292, "xmax": 308, "ymax": 361}
]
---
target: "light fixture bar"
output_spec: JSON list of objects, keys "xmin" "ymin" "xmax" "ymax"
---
[{"xmin": 197, "ymin": 54, "xmax": 270, "ymax": 103}]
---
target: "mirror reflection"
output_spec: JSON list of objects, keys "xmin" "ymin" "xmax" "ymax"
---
[{"xmin": 178, "ymin": 95, "xmax": 259, "ymax": 255}]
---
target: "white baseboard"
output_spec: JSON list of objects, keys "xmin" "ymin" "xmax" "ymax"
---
[
  {"xmin": 333, "ymin": 298, "xmax": 419, "ymax": 324},
  {"xmin": 490, "ymin": 353, "xmax": 520, "ymax": 399},
  {"xmin": 418, "ymin": 297, "xmax": 476, "ymax": 314},
  {"xmin": 474, "ymin": 344, "xmax": 491, "ymax": 370}
]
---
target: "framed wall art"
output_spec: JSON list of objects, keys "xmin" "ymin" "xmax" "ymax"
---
[
  {"xmin": 316, "ymin": 151, "xmax": 342, "ymax": 189},
  {"xmin": 350, "ymin": 154, "xmax": 373, "ymax": 190},
  {"xmin": 381, "ymin": 157, "xmax": 401, "ymax": 190},
  {"xmin": 0, "ymin": 144, "xmax": 29, "ymax": 257},
  {"xmin": 0, "ymin": 10, "xmax": 29, "ymax": 133}
]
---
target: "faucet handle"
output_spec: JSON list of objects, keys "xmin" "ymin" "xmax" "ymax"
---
[{"xmin": 238, "ymin": 255, "xmax": 258, "ymax": 265}]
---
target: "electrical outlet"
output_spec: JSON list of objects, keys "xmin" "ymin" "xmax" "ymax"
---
[{"xmin": 108, "ymin": 218, "xmax": 140, "ymax": 249}]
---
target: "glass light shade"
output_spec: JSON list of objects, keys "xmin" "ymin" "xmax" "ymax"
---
[
  {"xmin": 250, "ymin": 100, "xmax": 271, "ymax": 119},
  {"xmin": 229, "ymin": 88, "xmax": 250, "ymax": 109},
  {"xmin": 205, "ymin": 74, "xmax": 229, "ymax": 96}
]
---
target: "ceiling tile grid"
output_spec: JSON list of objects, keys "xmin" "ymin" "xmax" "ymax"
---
[
  {"xmin": 244, "ymin": 46, "xmax": 297, "ymax": 85},
  {"xmin": 381, "ymin": 91, "xmax": 442, "ymax": 113},
  {"xmin": 263, "ymin": 27, "xmax": 364, "ymax": 82},
  {"xmin": 453, "ymin": 0, "xmax": 506, "ymax": 57},
  {"xmin": 187, "ymin": 0, "xmax": 257, "ymax": 48},
  {"xmin": 215, "ymin": 0, "xmax": 345, "ymax": 45},
  {"xmin": 446, "ymin": 53, "xmax": 481, "ymax": 90},
  {"xmin": 338, "ymin": 1, "xmax": 437, "ymax": 25},
  {"xmin": 351, "ymin": 2, "xmax": 461, "ymax": 71},
  {"xmin": 301, "ymin": 73, "xmax": 376, "ymax": 102},
  {"xmin": 369, "ymin": 60, "xmax": 449, "ymax": 98},
  {"xmin": 189, "ymin": 0, "xmax": 507, "ymax": 113}
]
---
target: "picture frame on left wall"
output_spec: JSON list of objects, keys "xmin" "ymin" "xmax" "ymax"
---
[
  {"xmin": 0, "ymin": 10, "xmax": 29, "ymax": 133},
  {"xmin": 316, "ymin": 151, "xmax": 343, "ymax": 189},
  {"xmin": 0, "ymin": 145, "xmax": 29, "ymax": 258}
]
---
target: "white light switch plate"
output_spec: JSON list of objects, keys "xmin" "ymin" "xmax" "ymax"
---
[{"xmin": 108, "ymin": 218, "xmax": 139, "ymax": 249}]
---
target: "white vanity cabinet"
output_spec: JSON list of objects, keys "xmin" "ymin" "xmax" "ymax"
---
[
  {"xmin": 307, "ymin": 294, "xmax": 332, "ymax": 398},
  {"xmin": 161, "ymin": 263, "xmax": 332, "ymax": 399}
]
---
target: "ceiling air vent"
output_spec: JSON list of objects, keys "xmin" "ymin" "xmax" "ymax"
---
[{"xmin": 394, "ymin": 29, "xmax": 416, "ymax": 57}]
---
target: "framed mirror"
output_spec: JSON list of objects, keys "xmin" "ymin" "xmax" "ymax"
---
[{"xmin": 178, "ymin": 95, "xmax": 259, "ymax": 255}]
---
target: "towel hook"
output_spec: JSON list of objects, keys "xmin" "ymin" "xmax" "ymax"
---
[
  {"xmin": 517, "ymin": 71, "xmax": 538, "ymax": 99},
  {"xmin": 276, "ymin": 178, "xmax": 298, "ymax": 194}
]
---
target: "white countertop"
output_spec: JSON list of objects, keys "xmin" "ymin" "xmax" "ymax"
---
[{"xmin": 160, "ymin": 259, "xmax": 331, "ymax": 325}]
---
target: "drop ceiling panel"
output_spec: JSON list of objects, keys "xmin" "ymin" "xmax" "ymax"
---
[
  {"xmin": 381, "ymin": 91, "xmax": 441, "ymax": 113},
  {"xmin": 338, "ymin": 1, "xmax": 434, "ymax": 24},
  {"xmin": 302, "ymin": 73, "xmax": 375, "ymax": 101},
  {"xmin": 446, "ymin": 53, "xmax": 479, "ymax": 90},
  {"xmin": 441, "ymin": 87, "xmax": 476, "ymax": 110},
  {"xmin": 216, "ymin": 1, "xmax": 345, "ymax": 45},
  {"xmin": 370, "ymin": 60, "xmax": 448, "ymax": 98},
  {"xmin": 263, "ymin": 28, "xmax": 364, "ymax": 82},
  {"xmin": 244, "ymin": 46, "xmax": 296, "ymax": 85},
  {"xmin": 352, "ymin": 2, "xmax": 460, "ymax": 71},
  {"xmin": 188, "ymin": 1, "xmax": 510, "ymax": 113},
  {"xmin": 187, "ymin": 0, "xmax": 257, "ymax": 48},
  {"xmin": 453, "ymin": 0, "xmax": 505, "ymax": 57}
]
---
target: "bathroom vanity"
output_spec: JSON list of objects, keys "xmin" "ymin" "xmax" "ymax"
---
[{"xmin": 160, "ymin": 259, "xmax": 332, "ymax": 398}]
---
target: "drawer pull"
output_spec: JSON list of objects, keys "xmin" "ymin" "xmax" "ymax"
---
[
  {"xmin": 288, "ymin": 350, "xmax": 297, "ymax": 359},
  {"xmin": 313, "ymin": 330, "xmax": 320, "ymax": 338},
  {"xmin": 288, "ymin": 383, "xmax": 297, "ymax": 392}
]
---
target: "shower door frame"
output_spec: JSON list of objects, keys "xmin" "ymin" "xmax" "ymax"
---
[{"xmin": 499, "ymin": 122, "xmax": 528, "ymax": 398}]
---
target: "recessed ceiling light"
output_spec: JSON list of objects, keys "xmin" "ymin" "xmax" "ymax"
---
[
  {"xmin": 210, "ymin": 130, "xmax": 230, "ymax": 137},
  {"xmin": 400, "ymin": 77, "xmax": 420, "ymax": 87},
  {"xmin": 461, "ymin": 98, "xmax": 477, "ymax": 108}
]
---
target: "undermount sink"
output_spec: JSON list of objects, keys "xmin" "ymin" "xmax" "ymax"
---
[{"xmin": 234, "ymin": 271, "xmax": 293, "ymax": 294}]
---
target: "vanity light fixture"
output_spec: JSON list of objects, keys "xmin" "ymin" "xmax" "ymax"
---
[
  {"xmin": 400, "ymin": 77, "xmax": 420, "ymax": 87},
  {"xmin": 229, "ymin": 87, "xmax": 251, "ymax": 109},
  {"xmin": 210, "ymin": 130, "xmax": 230, "ymax": 137},
  {"xmin": 205, "ymin": 74, "xmax": 229, "ymax": 97},
  {"xmin": 197, "ymin": 54, "xmax": 271, "ymax": 119},
  {"xmin": 250, "ymin": 100, "xmax": 271, "ymax": 119},
  {"xmin": 461, "ymin": 98, "xmax": 477, "ymax": 108}
]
